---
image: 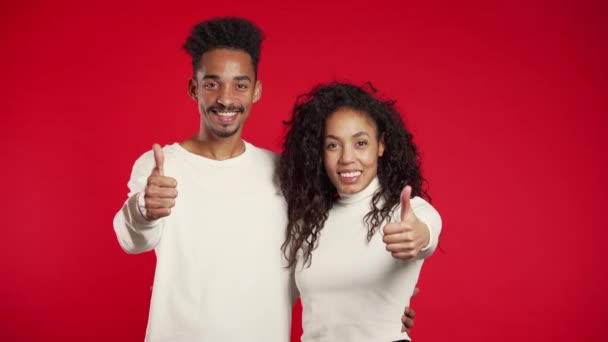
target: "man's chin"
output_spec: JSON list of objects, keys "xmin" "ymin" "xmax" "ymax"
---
[{"xmin": 210, "ymin": 125, "xmax": 240, "ymax": 138}]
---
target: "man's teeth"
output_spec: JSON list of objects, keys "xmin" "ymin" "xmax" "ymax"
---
[
  {"xmin": 340, "ymin": 171, "xmax": 361, "ymax": 178},
  {"xmin": 217, "ymin": 111, "xmax": 237, "ymax": 117}
]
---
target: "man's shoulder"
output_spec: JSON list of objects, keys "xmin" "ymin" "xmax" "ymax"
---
[{"xmin": 244, "ymin": 141, "xmax": 279, "ymax": 163}]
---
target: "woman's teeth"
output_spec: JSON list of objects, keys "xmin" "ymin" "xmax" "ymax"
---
[{"xmin": 340, "ymin": 171, "xmax": 361, "ymax": 178}]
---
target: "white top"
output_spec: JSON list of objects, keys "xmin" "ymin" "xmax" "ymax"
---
[
  {"xmin": 114, "ymin": 142, "xmax": 296, "ymax": 342},
  {"xmin": 296, "ymin": 178, "xmax": 442, "ymax": 342}
]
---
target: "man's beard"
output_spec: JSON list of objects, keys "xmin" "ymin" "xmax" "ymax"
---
[
  {"xmin": 205, "ymin": 104, "xmax": 245, "ymax": 138},
  {"xmin": 209, "ymin": 122, "xmax": 241, "ymax": 138}
]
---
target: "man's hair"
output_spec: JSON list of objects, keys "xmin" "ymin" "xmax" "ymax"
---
[{"xmin": 183, "ymin": 17, "xmax": 265, "ymax": 77}]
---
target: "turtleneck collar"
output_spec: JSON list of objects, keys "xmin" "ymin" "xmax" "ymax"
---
[{"xmin": 337, "ymin": 177, "xmax": 381, "ymax": 204}]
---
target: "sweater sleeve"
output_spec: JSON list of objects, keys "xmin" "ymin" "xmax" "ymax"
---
[
  {"xmin": 113, "ymin": 150, "xmax": 165, "ymax": 254},
  {"xmin": 410, "ymin": 197, "xmax": 442, "ymax": 259}
]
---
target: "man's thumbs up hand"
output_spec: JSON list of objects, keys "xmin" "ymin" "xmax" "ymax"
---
[{"xmin": 144, "ymin": 144, "xmax": 178, "ymax": 220}]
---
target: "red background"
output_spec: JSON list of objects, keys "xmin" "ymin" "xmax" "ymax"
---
[{"xmin": 2, "ymin": 0, "xmax": 607, "ymax": 341}]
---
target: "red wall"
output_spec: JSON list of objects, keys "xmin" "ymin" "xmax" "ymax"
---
[{"xmin": 2, "ymin": 0, "xmax": 607, "ymax": 341}]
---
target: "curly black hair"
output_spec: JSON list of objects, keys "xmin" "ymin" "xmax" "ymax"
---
[
  {"xmin": 279, "ymin": 82, "xmax": 428, "ymax": 268},
  {"xmin": 182, "ymin": 17, "xmax": 264, "ymax": 77}
]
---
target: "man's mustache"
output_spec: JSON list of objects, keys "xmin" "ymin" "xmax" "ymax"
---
[{"xmin": 207, "ymin": 105, "xmax": 245, "ymax": 113}]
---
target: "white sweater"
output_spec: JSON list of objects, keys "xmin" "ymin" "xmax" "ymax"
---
[
  {"xmin": 296, "ymin": 178, "xmax": 442, "ymax": 342},
  {"xmin": 114, "ymin": 142, "xmax": 296, "ymax": 342}
]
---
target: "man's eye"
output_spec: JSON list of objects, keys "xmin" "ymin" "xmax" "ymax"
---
[
  {"xmin": 236, "ymin": 84, "xmax": 248, "ymax": 90},
  {"xmin": 203, "ymin": 83, "xmax": 218, "ymax": 89}
]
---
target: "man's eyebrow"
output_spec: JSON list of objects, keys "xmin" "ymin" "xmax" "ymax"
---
[{"xmin": 200, "ymin": 75, "xmax": 252, "ymax": 82}]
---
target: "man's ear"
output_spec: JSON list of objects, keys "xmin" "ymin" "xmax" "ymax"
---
[
  {"xmin": 187, "ymin": 77, "xmax": 197, "ymax": 100},
  {"xmin": 253, "ymin": 80, "xmax": 262, "ymax": 103}
]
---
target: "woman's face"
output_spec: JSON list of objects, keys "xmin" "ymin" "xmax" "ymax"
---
[{"xmin": 323, "ymin": 108, "xmax": 385, "ymax": 195}]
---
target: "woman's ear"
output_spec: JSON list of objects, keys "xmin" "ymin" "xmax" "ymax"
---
[{"xmin": 378, "ymin": 134, "xmax": 385, "ymax": 157}]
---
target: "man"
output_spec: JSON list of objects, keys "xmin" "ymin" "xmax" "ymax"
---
[{"xmin": 114, "ymin": 17, "xmax": 417, "ymax": 341}]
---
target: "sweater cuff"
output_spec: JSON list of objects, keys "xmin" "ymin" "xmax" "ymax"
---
[
  {"xmin": 420, "ymin": 222, "xmax": 433, "ymax": 251},
  {"xmin": 127, "ymin": 192, "xmax": 157, "ymax": 228}
]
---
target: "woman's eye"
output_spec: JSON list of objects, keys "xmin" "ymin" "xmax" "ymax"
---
[{"xmin": 356, "ymin": 140, "xmax": 368, "ymax": 147}]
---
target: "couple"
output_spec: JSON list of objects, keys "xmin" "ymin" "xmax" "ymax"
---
[{"xmin": 114, "ymin": 17, "xmax": 441, "ymax": 342}]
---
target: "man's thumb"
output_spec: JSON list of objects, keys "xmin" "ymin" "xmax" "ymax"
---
[{"xmin": 152, "ymin": 144, "xmax": 164, "ymax": 176}]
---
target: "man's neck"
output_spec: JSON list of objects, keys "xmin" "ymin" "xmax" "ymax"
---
[{"xmin": 181, "ymin": 133, "xmax": 246, "ymax": 161}]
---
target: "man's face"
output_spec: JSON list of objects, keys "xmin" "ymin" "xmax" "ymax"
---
[{"xmin": 188, "ymin": 48, "xmax": 261, "ymax": 138}]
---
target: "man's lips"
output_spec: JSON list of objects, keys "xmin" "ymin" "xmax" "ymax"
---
[
  {"xmin": 214, "ymin": 110, "xmax": 239, "ymax": 117},
  {"xmin": 208, "ymin": 106, "xmax": 244, "ymax": 122}
]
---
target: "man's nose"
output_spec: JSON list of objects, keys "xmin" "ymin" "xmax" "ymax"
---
[{"xmin": 217, "ymin": 86, "xmax": 234, "ymax": 106}]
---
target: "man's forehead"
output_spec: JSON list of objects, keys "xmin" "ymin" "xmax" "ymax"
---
[{"xmin": 198, "ymin": 49, "xmax": 254, "ymax": 73}]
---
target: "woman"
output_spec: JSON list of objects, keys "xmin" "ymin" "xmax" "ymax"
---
[{"xmin": 279, "ymin": 82, "xmax": 442, "ymax": 342}]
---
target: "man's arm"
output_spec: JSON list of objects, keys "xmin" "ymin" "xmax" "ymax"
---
[{"xmin": 113, "ymin": 144, "xmax": 177, "ymax": 254}]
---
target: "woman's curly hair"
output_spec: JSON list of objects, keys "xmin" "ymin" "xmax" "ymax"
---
[{"xmin": 279, "ymin": 82, "xmax": 428, "ymax": 268}]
